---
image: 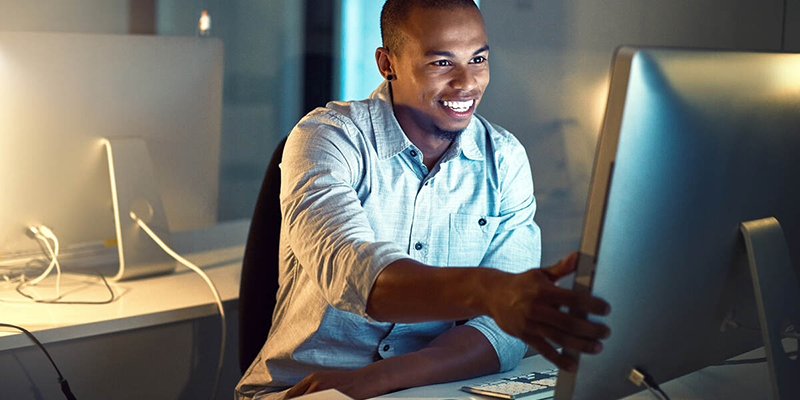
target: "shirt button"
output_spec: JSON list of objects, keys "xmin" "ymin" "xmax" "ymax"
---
[
  {"xmin": 414, "ymin": 242, "xmax": 423, "ymax": 250},
  {"xmin": 409, "ymin": 150, "xmax": 418, "ymax": 157},
  {"xmin": 383, "ymin": 344, "xmax": 390, "ymax": 351},
  {"xmin": 478, "ymin": 218, "xmax": 487, "ymax": 226}
]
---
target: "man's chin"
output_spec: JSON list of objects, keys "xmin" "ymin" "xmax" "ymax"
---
[{"xmin": 432, "ymin": 125, "xmax": 465, "ymax": 141}]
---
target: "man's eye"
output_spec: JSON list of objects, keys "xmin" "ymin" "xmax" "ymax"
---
[
  {"xmin": 471, "ymin": 56, "xmax": 487, "ymax": 64},
  {"xmin": 432, "ymin": 60, "xmax": 451, "ymax": 67}
]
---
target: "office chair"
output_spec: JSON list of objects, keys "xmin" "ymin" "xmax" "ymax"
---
[{"xmin": 238, "ymin": 136, "xmax": 287, "ymax": 375}]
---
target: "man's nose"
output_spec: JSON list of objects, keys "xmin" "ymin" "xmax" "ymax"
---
[{"xmin": 450, "ymin": 66, "xmax": 478, "ymax": 91}]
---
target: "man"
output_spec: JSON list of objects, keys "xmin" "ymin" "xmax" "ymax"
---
[{"xmin": 235, "ymin": 1, "xmax": 610, "ymax": 399}]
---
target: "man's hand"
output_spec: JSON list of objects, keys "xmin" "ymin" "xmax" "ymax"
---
[
  {"xmin": 285, "ymin": 369, "xmax": 379, "ymax": 400},
  {"xmin": 487, "ymin": 252, "xmax": 611, "ymax": 372}
]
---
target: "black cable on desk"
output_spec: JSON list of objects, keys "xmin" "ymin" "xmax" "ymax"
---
[
  {"xmin": 13, "ymin": 270, "xmax": 115, "ymax": 305},
  {"xmin": 0, "ymin": 323, "xmax": 78, "ymax": 400}
]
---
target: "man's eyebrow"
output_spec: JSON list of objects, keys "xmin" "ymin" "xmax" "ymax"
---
[
  {"xmin": 424, "ymin": 50, "xmax": 456, "ymax": 58},
  {"xmin": 424, "ymin": 45, "xmax": 490, "ymax": 58},
  {"xmin": 473, "ymin": 45, "xmax": 490, "ymax": 55}
]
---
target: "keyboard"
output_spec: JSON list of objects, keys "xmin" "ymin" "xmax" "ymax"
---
[{"xmin": 460, "ymin": 369, "xmax": 558, "ymax": 399}]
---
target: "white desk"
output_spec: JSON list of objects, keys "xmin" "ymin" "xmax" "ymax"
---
[
  {"xmin": 378, "ymin": 345, "xmax": 778, "ymax": 399},
  {"xmin": 0, "ymin": 219, "xmax": 248, "ymax": 351},
  {"xmin": 0, "ymin": 220, "xmax": 249, "ymax": 400}
]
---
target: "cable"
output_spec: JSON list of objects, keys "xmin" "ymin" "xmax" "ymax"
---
[
  {"xmin": 32, "ymin": 232, "xmax": 62, "ymax": 298},
  {"xmin": 130, "ymin": 211, "xmax": 225, "ymax": 400},
  {"xmin": 653, "ymin": 385, "xmax": 671, "ymax": 400},
  {"xmin": 1, "ymin": 264, "xmax": 30, "ymax": 285},
  {"xmin": 642, "ymin": 381, "xmax": 666, "ymax": 400},
  {"xmin": 628, "ymin": 368, "xmax": 671, "ymax": 400},
  {"xmin": 6, "ymin": 226, "xmax": 65, "ymax": 303},
  {"xmin": 1, "ymin": 225, "xmax": 114, "ymax": 305},
  {"xmin": 25, "ymin": 226, "xmax": 63, "ymax": 297},
  {"xmin": 10, "ymin": 271, "xmax": 116, "ymax": 305},
  {"xmin": 0, "ymin": 323, "xmax": 78, "ymax": 400}
]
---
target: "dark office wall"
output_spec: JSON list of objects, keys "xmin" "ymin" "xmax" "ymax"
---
[
  {"xmin": 786, "ymin": 0, "xmax": 800, "ymax": 51},
  {"xmin": 156, "ymin": 0, "xmax": 305, "ymax": 222},
  {"xmin": 129, "ymin": 0, "xmax": 156, "ymax": 34},
  {"xmin": 303, "ymin": 0, "xmax": 335, "ymax": 114}
]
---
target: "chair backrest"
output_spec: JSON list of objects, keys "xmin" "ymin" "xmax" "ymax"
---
[{"xmin": 238, "ymin": 136, "xmax": 287, "ymax": 375}]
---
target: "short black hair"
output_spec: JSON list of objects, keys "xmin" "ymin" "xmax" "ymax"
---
[{"xmin": 380, "ymin": 0, "xmax": 479, "ymax": 54}]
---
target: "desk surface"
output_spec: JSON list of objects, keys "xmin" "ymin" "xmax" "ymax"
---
[
  {"xmin": 378, "ymin": 345, "xmax": 777, "ymax": 399},
  {"xmin": 0, "ymin": 219, "xmax": 248, "ymax": 351}
]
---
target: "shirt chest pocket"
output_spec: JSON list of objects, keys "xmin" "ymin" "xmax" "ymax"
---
[{"xmin": 447, "ymin": 213, "xmax": 501, "ymax": 266}]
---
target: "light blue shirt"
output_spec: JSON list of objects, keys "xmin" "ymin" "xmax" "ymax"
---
[{"xmin": 236, "ymin": 82, "xmax": 541, "ymax": 399}]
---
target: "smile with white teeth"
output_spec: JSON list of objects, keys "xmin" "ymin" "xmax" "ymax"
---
[{"xmin": 441, "ymin": 99, "xmax": 474, "ymax": 113}]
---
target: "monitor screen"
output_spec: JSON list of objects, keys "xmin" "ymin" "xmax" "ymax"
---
[
  {"xmin": 0, "ymin": 32, "xmax": 223, "ymax": 276},
  {"xmin": 555, "ymin": 47, "xmax": 800, "ymax": 399}
]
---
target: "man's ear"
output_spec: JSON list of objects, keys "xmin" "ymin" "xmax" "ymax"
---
[{"xmin": 375, "ymin": 47, "xmax": 395, "ymax": 81}]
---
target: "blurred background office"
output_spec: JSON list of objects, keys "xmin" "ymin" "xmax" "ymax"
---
[
  {"xmin": 3, "ymin": 0, "xmax": 797, "ymax": 265},
  {"xmin": 0, "ymin": 1, "xmax": 798, "ymax": 398}
]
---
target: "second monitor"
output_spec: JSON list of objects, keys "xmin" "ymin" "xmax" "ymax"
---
[{"xmin": 0, "ymin": 32, "xmax": 224, "ymax": 280}]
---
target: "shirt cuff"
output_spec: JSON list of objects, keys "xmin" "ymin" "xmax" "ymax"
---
[
  {"xmin": 342, "ymin": 242, "xmax": 411, "ymax": 321},
  {"xmin": 465, "ymin": 315, "xmax": 527, "ymax": 372}
]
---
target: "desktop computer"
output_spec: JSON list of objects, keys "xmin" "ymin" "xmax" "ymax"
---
[
  {"xmin": 0, "ymin": 32, "xmax": 230, "ymax": 399},
  {"xmin": 465, "ymin": 47, "xmax": 800, "ymax": 400},
  {"xmin": 552, "ymin": 47, "xmax": 800, "ymax": 399},
  {"xmin": 0, "ymin": 32, "xmax": 224, "ymax": 281}
]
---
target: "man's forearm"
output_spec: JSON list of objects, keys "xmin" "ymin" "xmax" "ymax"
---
[
  {"xmin": 366, "ymin": 258, "xmax": 507, "ymax": 323},
  {"xmin": 364, "ymin": 254, "xmax": 612, "ymax": 374},
  {"xmin": 358, "ymin": 325, "xmax": 501, "ymax": 397}
]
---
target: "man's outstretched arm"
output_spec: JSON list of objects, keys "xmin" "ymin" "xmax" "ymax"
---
[{"xmin": 367, "ymin": 253, "xmax": 610, "ymax": 371}]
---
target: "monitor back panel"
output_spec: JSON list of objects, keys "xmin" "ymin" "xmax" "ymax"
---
[
  {"xmin": 559, "ymin": 48, "xmax": 800, "ymax": 399},
  {"xmin": 0, "ymin": 32, "xmax": 223, "ymax": 260}
]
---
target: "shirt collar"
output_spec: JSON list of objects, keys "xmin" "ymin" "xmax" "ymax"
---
[
  {"xmin": 367, "ymin": 81, "xmax": 485, "ymax": 162},
  {"xmin": 368, "ymin": 82, "xmax": 413, "ymax": 160},
  {"xmin": 456, "ymin": 118, "xmax": 484, "ymax": 161}
]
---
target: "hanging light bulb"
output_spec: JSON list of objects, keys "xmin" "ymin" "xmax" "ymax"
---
[{"xmin": 198, "ymin": 9, "xmax": 211, "ymax": 37}]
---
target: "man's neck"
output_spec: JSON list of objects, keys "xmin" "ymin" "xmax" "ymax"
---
[
  {"xmin": 391, "ymin": 107, "xmax": 453, "ymax": 171},
  {"xmin": 405, "ymin": 127, "xmax": 452, "ymax": 171}
]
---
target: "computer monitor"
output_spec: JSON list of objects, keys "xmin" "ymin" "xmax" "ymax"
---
[
  {"xmin": 555, "ymin": 48, "xmax": 800, "ymax": 399},
  {"xmin": 0, "ymin": 32, "xmax": 223, "ymax": 280}
]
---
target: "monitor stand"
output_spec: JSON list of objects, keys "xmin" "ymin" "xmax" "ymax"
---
[
  {"xmin": 740, "ymin": 217, "xmax": 800, "ymax": 400},
  {"xmin": 102, "ymin": 138, "xmax": 176, "ymax": 281}
]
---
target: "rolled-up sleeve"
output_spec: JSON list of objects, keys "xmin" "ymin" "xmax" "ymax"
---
[
  {"xmin": 280, "ymin": 110, "xmax": 410, "ymax": 318},
  {"xmin": 466, "ymin": 137, "xmax": 542, "ymax": 372}
]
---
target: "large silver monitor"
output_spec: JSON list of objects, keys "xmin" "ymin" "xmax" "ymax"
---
[
  {"xmin": 556, "ymin": 48, "xmax": 800, "ymax": 399},
  {"xmin": 0, "ymin": 32, "xmax": 223, "ymax": 279}
]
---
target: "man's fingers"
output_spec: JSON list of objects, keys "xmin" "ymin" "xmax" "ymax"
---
[
  {"xmin": 285, "ymin": 377, "xmax": 311, "ymax": 399},
  {"xmin": 285, "ymin": 385, "xmax": 306, "ymax": 399},
  {"xmin": 530, "ymin": 304, "xmax": 610, "ymax": 340},
  {"xmin": 526, "ymin": 336, "xmax": 577, "ymax": 372},
  {"xmin": 536, "ymin": 324, "xmax": 603, "ymax": 354},
  {"xmin": 285, "ymin": 386, "xmax": 302, "ymax": 399},
  {"xmin": 540, "ymin": 252, "xmax": 579, "ymax": 281},
  {"xmin": 540, "ymin": 285, "xmax": 611, "ymax": 317}
]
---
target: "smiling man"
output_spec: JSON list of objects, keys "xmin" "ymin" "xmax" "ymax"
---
[{"xmin": 234, "ymin": 1, "xmax": 610, "ymax": 399}]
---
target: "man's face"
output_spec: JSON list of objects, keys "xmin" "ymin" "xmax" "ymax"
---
[{"xmin": 388, "ymin": 6, "xmax": 490, "ymax": 140}]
